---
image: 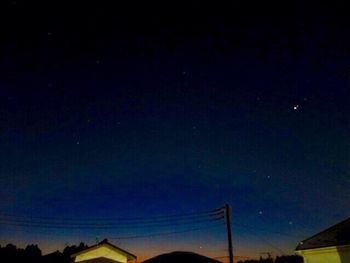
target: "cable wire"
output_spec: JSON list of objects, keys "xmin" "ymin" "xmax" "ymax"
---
[
  {"xmin": 0, "ymin": 207, "xmax": 223, "ymax": 222},
  {"xmin": 109, "ymin": 222, "xmax": 225, "ymax": 240},
  {"xmin": 0, "ymin": 215, "xmax": 224, "ymax": 229}
]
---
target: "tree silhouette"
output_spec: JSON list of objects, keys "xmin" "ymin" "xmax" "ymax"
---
[
  {"xmin": 0, "ymin": 243, "xmax": 42, "ymax": 263},
  {"xmin": 275, "ymin": 255, "xmax": 303, "ymax": 263},
  {"xmin": 238, "ymin": 255, "xmax": 303, "ymax": 263},
  {"xmin": 63, "ymin": 242, "xmax": 88, "ymax": 257}
]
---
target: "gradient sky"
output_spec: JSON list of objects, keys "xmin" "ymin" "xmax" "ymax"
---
[{"xmin": 0, "ymin": 1, "xmax": 349, "ymax": 261}]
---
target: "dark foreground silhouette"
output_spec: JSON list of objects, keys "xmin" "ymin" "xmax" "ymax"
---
[
  {"xmin": 238, "ymin": 255, "xmax": 303, "ymax": 263},
  {"xmin": 141, "ymin": 251, "xmax": 302, "ymax": 263},
  {"xmin": 0, "ymin": 243, "xmax": 302, "ymax": 263},
  {"xmin": 142, "ymin": 251, "xmax": 221, "ymax": 263},
  {"xmin": 0, "ymin": 243, "xmax": 87, "ymax": 263},
  {"xmin": 0, "ymin": 244, "xmax": 42, "ymax": 263}
]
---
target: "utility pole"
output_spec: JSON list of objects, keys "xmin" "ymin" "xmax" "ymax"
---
[{"xmin": 224, "ymin": 203, "xmax": 234, "ymax": 263}]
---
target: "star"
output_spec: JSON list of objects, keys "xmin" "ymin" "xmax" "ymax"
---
[{"xmin": 293, "ymin": 105, "xmax": 299, "ymax": 111}]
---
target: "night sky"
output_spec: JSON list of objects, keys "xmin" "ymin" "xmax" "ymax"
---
[{"xmin": 0, "ymin": 1, "xmax": 349, "ymax": 261}]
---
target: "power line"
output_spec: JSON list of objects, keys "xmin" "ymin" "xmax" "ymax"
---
[
  {"xmin": 109, "ymin": 222, "xmax": 225, "ymax": 240},
  {"xmin": 0, "ymin": 213, "xmax": 304, "ymax": 240},
  {"xmin": 0, "ymin": 216, "xmax": 303, "ymax": 243},
  {"xmin": 0, "ymin": 212, "xmax": 223, "ymax": 225},
  {"xmin": 0, "ymin": 208, "xmax": 223, "ymax": 222},
  {"xmin": 0, "ymin": 216, "xmax": 224, "ymax": 229},
  {"xmin": 0, "ymin": 207, "xmax": 225, "ymax": 230}
]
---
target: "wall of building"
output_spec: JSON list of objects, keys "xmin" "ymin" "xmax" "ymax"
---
[
  {"xmin": 296, "ymin": 245, "xmax": 350, "ymax": 263},
  {"xmin": 74, "ymin": 245, "xmax": 128, "ymax": 263}
]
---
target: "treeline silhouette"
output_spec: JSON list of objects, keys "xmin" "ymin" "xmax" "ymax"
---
[
  {"xmin": 0, "ymin": 242, "xmax": 87, "ymax": 263},
  {"xmin": 0, "ymin": 243, "xmax": 302, "ymax": 263},
  {"xmin": 238, "ymin": 255, "xmax": 303, "ymax": 263}
]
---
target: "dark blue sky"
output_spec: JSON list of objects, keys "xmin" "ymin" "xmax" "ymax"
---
[{"xmin": 0, "ymin": 1, "xmax": 349, "ymax": 260}]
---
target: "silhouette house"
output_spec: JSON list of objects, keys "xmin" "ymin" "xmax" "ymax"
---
[
  {"xmin": 71, "ymin": 239, "xmax": 136, "ymax": 263},
  {"xmin": 295, "ymin": 217, "xmax": 350, "ymax": 263}
]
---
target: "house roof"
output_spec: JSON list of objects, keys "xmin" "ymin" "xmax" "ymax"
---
[
  {"xmin": 296, "ymin": 217, "xmax": 350, "ymax": 250},
  {"xmin": 71, "ymin": 239, "xmax": 136, "ymax": 260}
]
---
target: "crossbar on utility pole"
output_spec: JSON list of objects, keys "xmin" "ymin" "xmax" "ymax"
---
[{"xmin": 225, "ymin": 203, "xmax": 234, "ymax": 263}]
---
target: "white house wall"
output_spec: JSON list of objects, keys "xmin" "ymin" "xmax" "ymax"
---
[{"xmin": 296, "ymin": 245, "xmax": 350, "ymax": 263}]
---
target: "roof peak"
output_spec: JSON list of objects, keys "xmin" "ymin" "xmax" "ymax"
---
[
  {"xmin": 99, "ymin": 238, "xmax": 109, "ymax": 245},
  {"xmin": 71, "ymin": 239, "xmax": 136, "ymax": 260}
]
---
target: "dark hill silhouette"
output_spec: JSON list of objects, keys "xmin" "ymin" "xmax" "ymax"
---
[{"xmin": 142, "ymin": 251, "xmax": 222, "ymax": 263}]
